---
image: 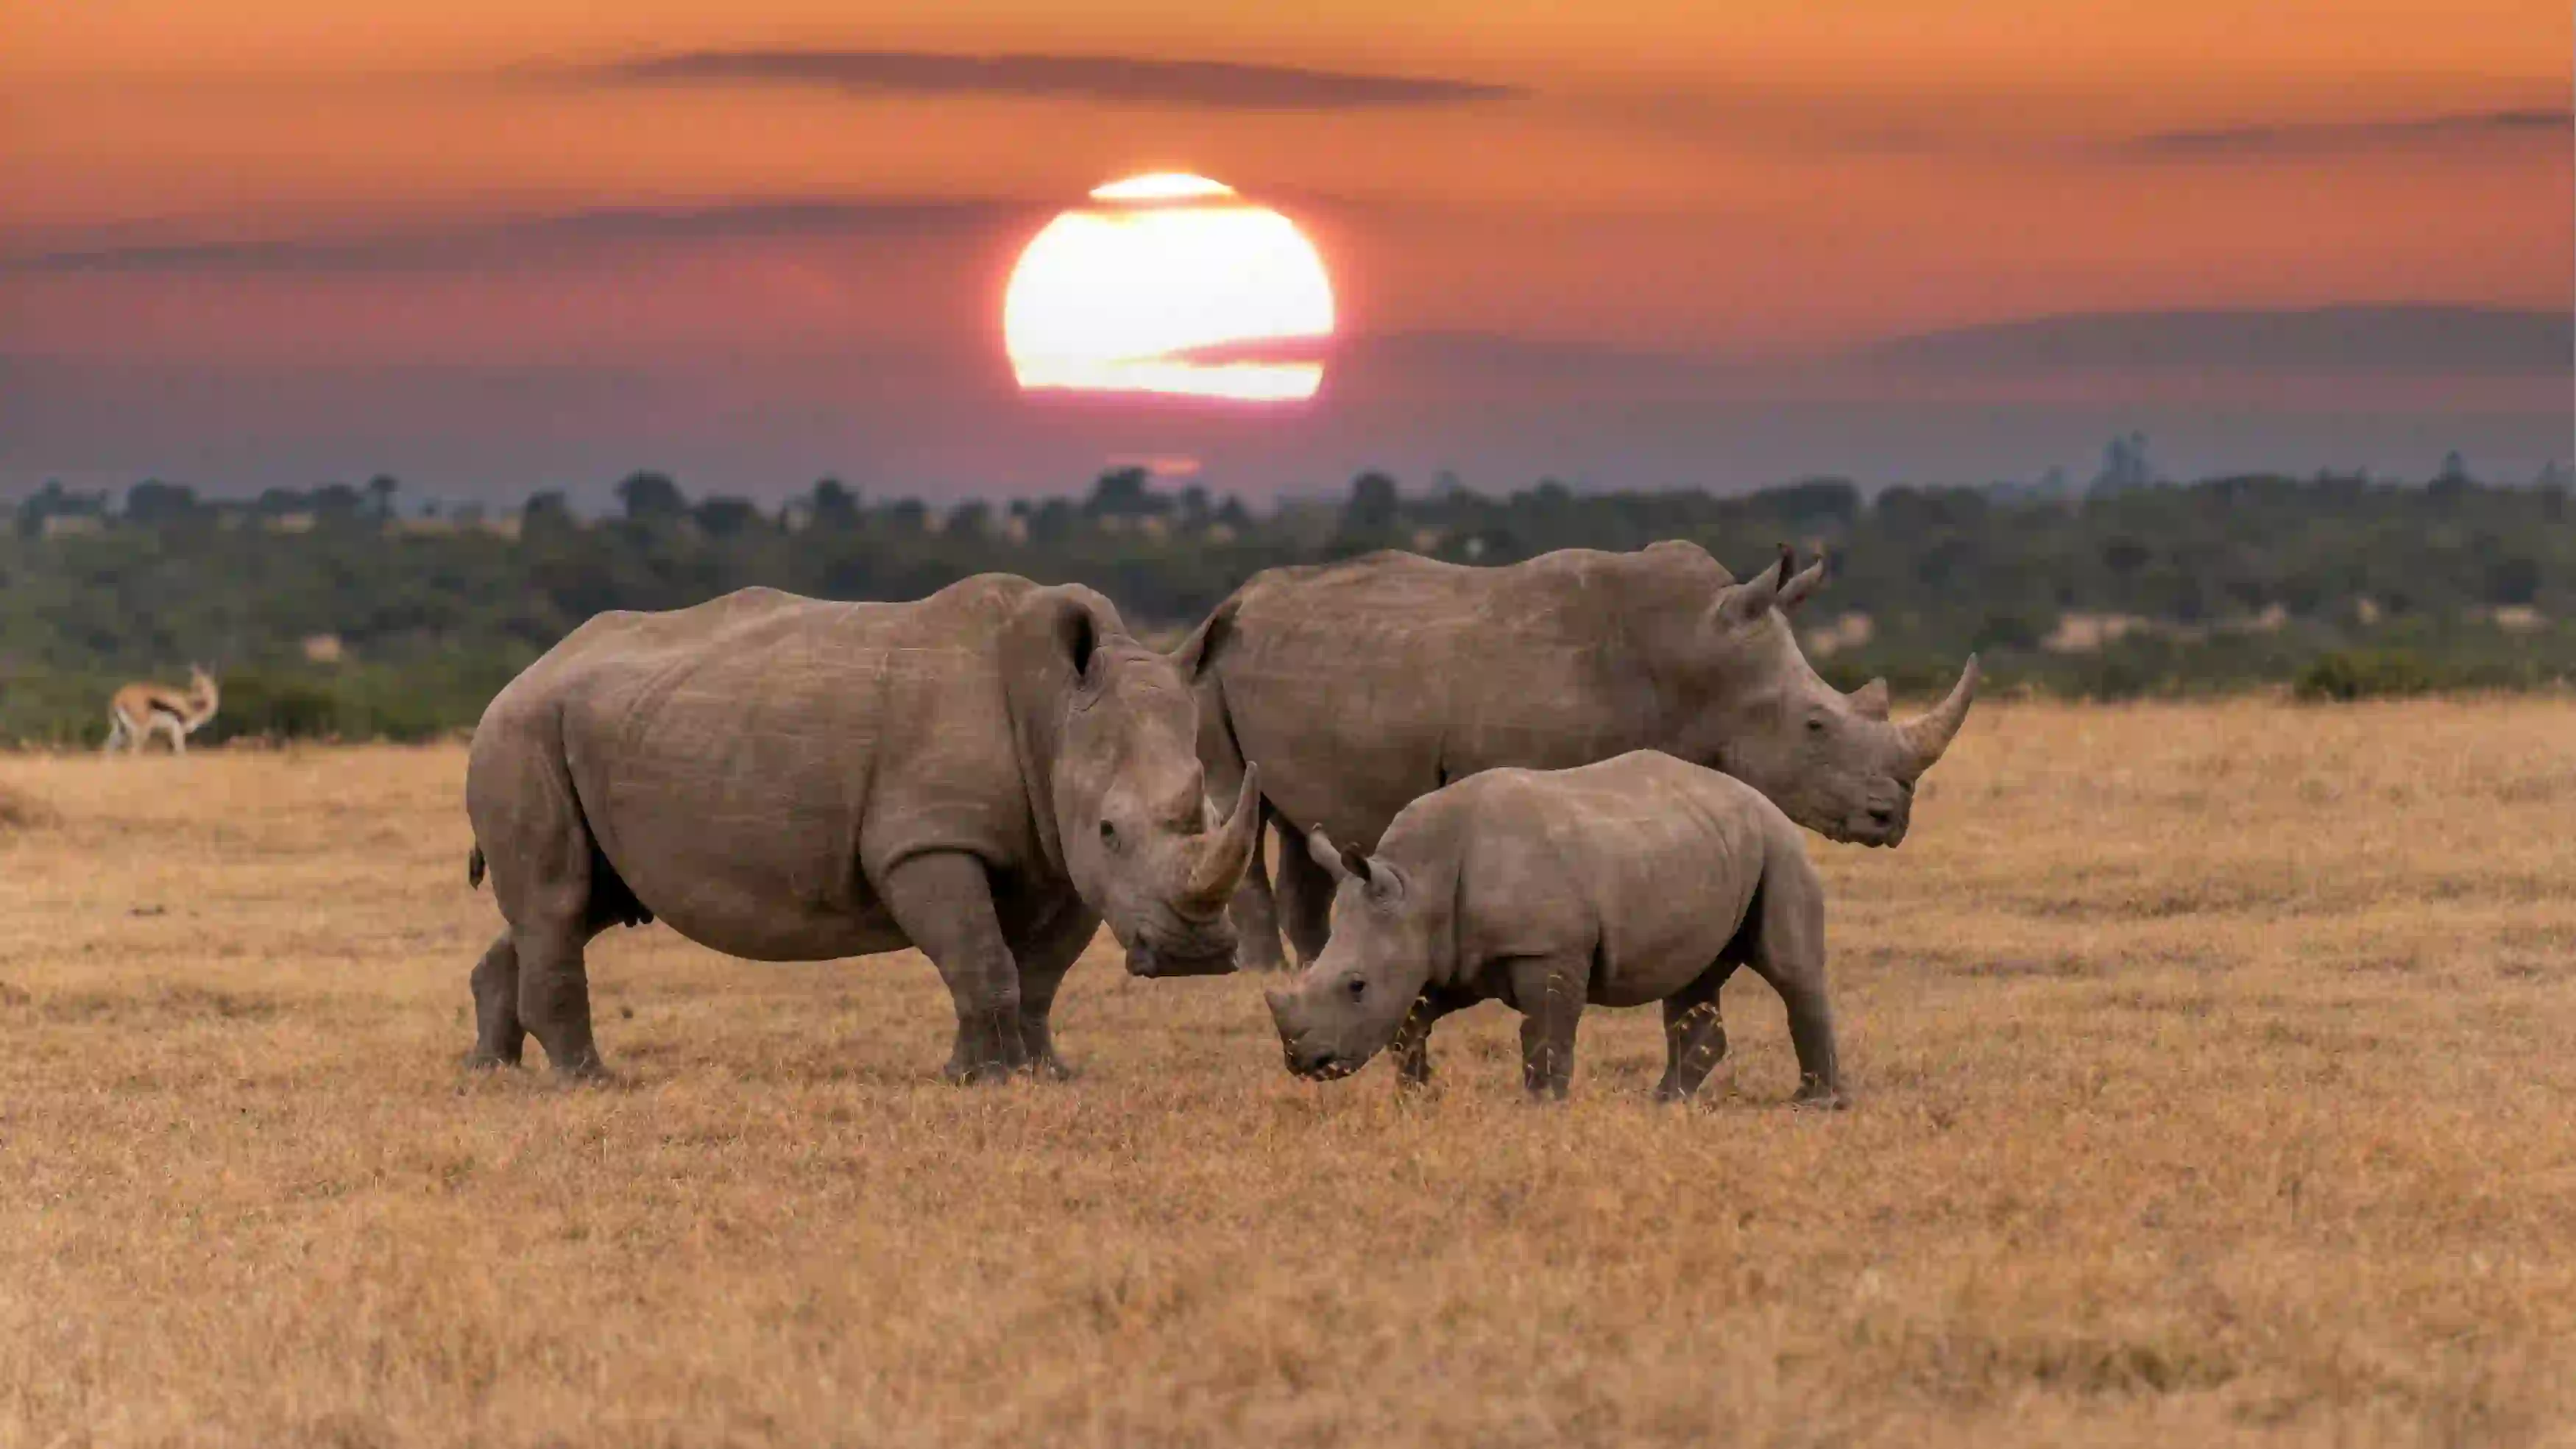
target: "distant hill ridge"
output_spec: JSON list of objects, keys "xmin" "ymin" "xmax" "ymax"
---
[{"xmin": 1864, "ymin": 304, "xmax": 2572, "ymax": 375}]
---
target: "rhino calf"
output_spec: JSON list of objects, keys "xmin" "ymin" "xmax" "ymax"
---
[{"xmin": 1265, "ymin": 749, "xmax": 1841, "ymax": 1105}]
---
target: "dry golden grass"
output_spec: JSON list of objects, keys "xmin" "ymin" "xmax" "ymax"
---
[
  {"xmin": 0, "ymin": 779, "xmax": 60, "ymax": 831},
  {"xmin": 4, "ymin": 701, "xmax": 2574, "ymax": 1447}
]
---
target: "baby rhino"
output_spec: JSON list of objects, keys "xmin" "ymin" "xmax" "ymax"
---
[{"xmin": 1264, "ymin": 749, "xmax": 1842, "ymax": 1105}]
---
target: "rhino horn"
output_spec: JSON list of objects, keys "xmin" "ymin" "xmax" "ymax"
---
[
  {"xmin": 1775, "ymin": 553, "xmax": 1828, "ymax": 614},
  {"xmin": 1850, "ymin": 676, "xmax": 1891, "ymax": 721},
  {"xmin": 1184, "ymin": 765, "xmax": 1262, "ymax": 911},
  {"xmin": 1897, "ymin": 655, "xmax": 1981, "ymax": 770}
]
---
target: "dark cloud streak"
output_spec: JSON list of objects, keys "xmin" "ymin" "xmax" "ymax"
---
[
  {"xmin": 576, "ymin": 49, "xmax": 1527, "ymax": 111},
  {"xmin": 10, "ymin": 198, "xmax": 1035, "ymax": 274},
  {"xmin": 2121, "ymin": 107, "xmax": 2570, "ymax": 158}
]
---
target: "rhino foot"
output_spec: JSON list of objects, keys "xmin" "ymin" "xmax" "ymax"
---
[
  {"xmin": 551, "ymin": 1061, "xmax": 617, "ymax": 1087},
  {"xmin": 943, "ymin": 1052, "xmax": 1038, "ymax": 1085},
  {"xmin": 1791, "ymin": 1083, "xmax": 1849, "ymax": 1111},
  {"xmin": 461, "ymin": 1049, "xmax": 521, "ymax": 1072}
]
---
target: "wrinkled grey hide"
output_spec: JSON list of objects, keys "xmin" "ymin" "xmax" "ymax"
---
[
  {"xmin": 1174, "ymin": 541, "xmax": 1975, "ymax": 972},
  {"xmin": 1265, "ymin": 750, "xmax": 1841, "ymax": 1105},
  {"xmin": 464, "ymin": 578, "xmax": 1259, "ymax": 1081}
]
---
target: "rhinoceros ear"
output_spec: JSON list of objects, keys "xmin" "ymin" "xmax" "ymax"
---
[
  {"xmin": 1360, "ymin": 856, "xmax": 1403, "ymax": 904},
  {"xmin": 1052, "ymin": 598, "xmax": 1101, "ymax": 687},
  {"xmin": 1715, "ymin": 547, "xmax": 1793, "ymax": 627},
  {"xmin": 1305, "ymin": 826, "xmax": 1393, "ymax": 898},
  {"xmin": 1166, "ymin": 597, "xmax": 1237, "ymax": 681},
  {"xmin": 1305, "ymin": 827, "xmax": 1354, "ymax": 885},
  {"xmin": 1774, "ymin": 553, "xmax": 1828, "ymax": 614}
]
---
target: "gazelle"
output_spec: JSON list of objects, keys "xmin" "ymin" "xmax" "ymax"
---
[{"xmin": 104, "ymin": 665, "xmax": 221, "ymax": 755}]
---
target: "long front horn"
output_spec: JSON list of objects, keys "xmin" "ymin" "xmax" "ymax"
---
[
  {"xmin": 1184, "ymin": 765, "xmax": 1262, "ymax": 910},
  {"xmin": 1897, "ymin": 655, "xmax": 1982, "ymax": 770}
]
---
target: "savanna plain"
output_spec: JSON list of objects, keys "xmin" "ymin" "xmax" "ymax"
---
[{"xmin": 2, "ymin": 698, "xmax": 2572, "ymax": 1447}]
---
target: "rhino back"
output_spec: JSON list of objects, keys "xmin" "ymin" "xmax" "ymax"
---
[
  {"xmin": 511, "ymin": 580, "xmax": 1038, "ymax": 960},
  {"xmin": 1434, "ymin": 753, "xmax": 1772, "ymax": 1007},
  {"xmin": 1214, "ymin": 548, "xmax": 1714, "ymax": 848}
]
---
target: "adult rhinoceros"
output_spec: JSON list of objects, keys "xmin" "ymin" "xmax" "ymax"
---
[
  {"xmin": 1174, "ymin": 541, "xmax": 1977, "ymax": 971},
  {"xmin": 463, "ymin": 578, "xmax": 1260, "ymax": 1081}
]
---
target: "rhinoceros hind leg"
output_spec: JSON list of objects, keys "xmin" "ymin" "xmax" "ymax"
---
[
  {"xmin": 1654, "ymin": 964, "xmax": 1737, "ymax": 1103},
  {"xmin": 516, "ymin": 924, "xmax": 608, "ymax": 1080},
  {"xmin": 1012, "ymin": 896, "xmax": 1100, "ymax": 1081},
  {"xmin": 472, "ymin": 912, "xmax": 621, "ymax": 1074},
  {"xmin": 468, "ymin": 720, "xmax": 620, "ymax": 1080},
  {"xmin": 467, "ymin": 933, "xmax": 525, "ymax": 1069},
  {"xmin": 882, "ymin": 851, "xmax": 1031, "ymax": 1083}
]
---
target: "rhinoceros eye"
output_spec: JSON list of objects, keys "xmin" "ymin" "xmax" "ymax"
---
[
  {"xmin": 1345, "ymin": 977, "xmax": 1367, "ymax": 1002},
  {"xmin": 1098, "ymin": 819, "xmax": 1121, "ymax": 852}
]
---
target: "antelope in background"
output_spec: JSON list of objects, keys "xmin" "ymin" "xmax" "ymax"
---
[{"xmin": 103, "ymin": 665, "xmax": 221, "ymax": 755}]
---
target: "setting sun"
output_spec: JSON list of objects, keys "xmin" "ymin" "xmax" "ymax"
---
[{"xmin": 1003, "ymin": 173, "xmax": 1335, "ymax": 403}]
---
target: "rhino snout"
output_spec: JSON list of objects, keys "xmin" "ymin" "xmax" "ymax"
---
[
  {"xmin": 1836, "ymin": 782, "xmax": 1913, "ymax": 848},
  {"xmin": 1267, "ymin": 988, "xmax": 1355, "ymax": 1078},
  {"xmin": 1125, "ymin": 927, "xmax": 1239, "ymax": 978},
  {"xmin": 1287, "ymin": 1046, "xmax": 1359, "ymax": 1080}
]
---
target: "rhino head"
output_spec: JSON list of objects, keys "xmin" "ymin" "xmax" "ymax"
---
[
  {"xmin": 1263, "ymin": 829, "xmax": 1436, "ymax": 1079},
  {"xmin": 1011, "ymin": 589, "xmax": 1263, "ymax": 977},
  {"xmin": 1670, "ymin": 549, "xmax": 1979, "ymax": 848}
]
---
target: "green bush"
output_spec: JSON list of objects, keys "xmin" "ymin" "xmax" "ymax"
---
[
  {"xmin": 199, "ymin": 671, "xmax": 344, "ymax": 742},
  {"xmin": 2294, "ymin": 650, "xmax": 2437, "ymax": 701}
]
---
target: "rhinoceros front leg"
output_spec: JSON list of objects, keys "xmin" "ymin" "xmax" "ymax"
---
[
  {"xmin": 881, "ymin": 851, "xmax": 1031, "ymax": 1083},
  {"xmin": 1012, "ymin": 896, "xmax": 1100, "ymax": 1081},
  {"xmin": 1654, "ymin": 964, "xmax": 1738, "ymax": 1103},
  {"xmin": 1747, "ymin": 872, "xmax": 1843, "ymax": 1108},
  {"xmin": 1390, "ymin": 985, "xmax": 1471, "ymax": 1092},
  {"xmin": 1510, "ymin": 954, "xmax": 1588, "ymax": 1102}
]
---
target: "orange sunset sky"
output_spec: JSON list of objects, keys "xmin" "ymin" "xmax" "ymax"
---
[{"xmin": 4, "ymin": 1, "xmax": 2569, "ymax": 500}]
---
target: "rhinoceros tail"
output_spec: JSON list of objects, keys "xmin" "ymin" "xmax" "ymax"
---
[{"xmin": 467, "ymin": 845, "xmax": 486, "ymax": 890}]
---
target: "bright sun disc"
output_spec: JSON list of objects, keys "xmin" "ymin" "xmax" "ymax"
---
[{"xmin": 1004, "ymin": 171, "xmax": 1334, "ymax": 403}]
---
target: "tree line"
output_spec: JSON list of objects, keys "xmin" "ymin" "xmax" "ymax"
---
[{"xmin": 2, "ymin": 465, "xmax": 2567, "ymax": 743}]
